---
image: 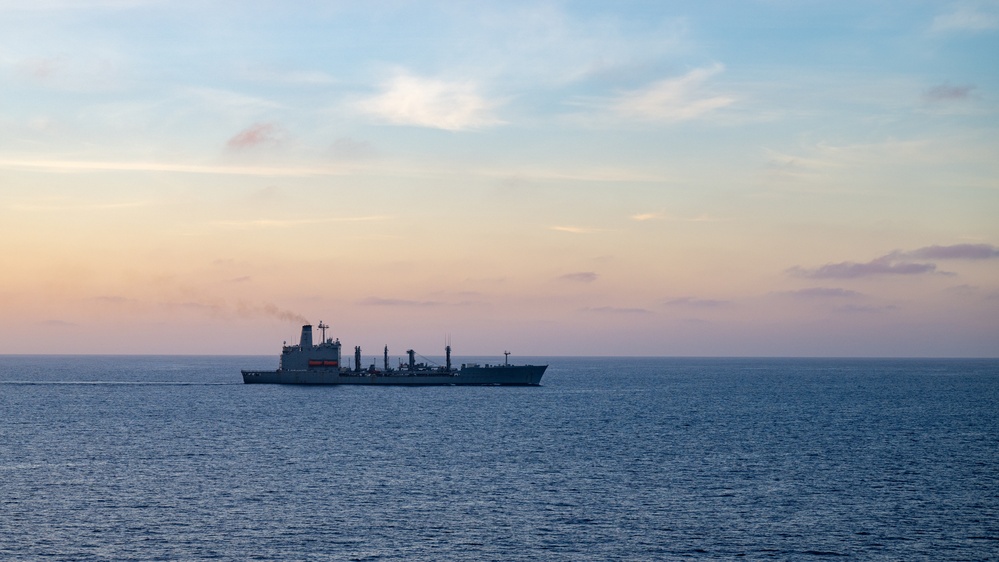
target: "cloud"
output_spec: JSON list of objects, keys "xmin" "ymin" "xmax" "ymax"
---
[
  {"xmin": 944, "ymin": 284, "xmax": 979, "ymax": 296},
  {"xmin": 226, "ymin": 122, "xmax": 284, "ymax": 150},
  {"xmin": 630, "ymin": 211, "xmax": 724, "ymax": 222},
  {"xmin": 923, "ymin": 84, "xmax": 975, "ymax": 102},
  {"xmin": 789, "ymin": 255, "xmax": 937, "ymax": 279},
  {"xmin": 789, "ymin": 243, "xmax": 998, "ymax": 279},
  {"xmin": 834, "ymin": 304, "xmax": 899, "ymax": 314},
  {"xmin": 549, "ymin": 225, "xmax": 604, "ymax": 234},
  {"xmin": 358, "ymin": 297, "xmax": 445, "ymax": 307},
  {"xmin": 574, "ymin": 64, "xmax": 733, "ymax": 124},
  {"xmin": 900, "ymin": 243, "xmax": 999, "ymax": 260},
  {"xmin": 631, "ymin": 213, "xmax": 661, "ymax": 221},
  {"xmin": 582, "ymin": 306, "xmax": 653, "ymax": 315},
  {"xmin": 664, "ymin": 297, "xmax": 730, "ymax": 308},
  {"xmin": 356, "ymin": 72, "xmax": 504, "ymax": 131},
  {"xmin": 775, "ymin": 287, "xmax": 863, "ymax": 298},
  {"xmin": 931, "ymin": 6, "xmax": 999, "ymax": 33},
  {"xmin": 559, "ymin": 272, "xmax": 598, "ymax": 283}
]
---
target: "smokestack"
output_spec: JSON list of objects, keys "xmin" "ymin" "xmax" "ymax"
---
[
  {"xmin": 354, "ymin": 346, "xmax": 362, "ymax": 373},
  {"xmin": 407, "ymin": 349, "xmax": 415, "ymax": 371},
  {"xmin": 446, "ymin": 344, "xmax": 451, "ymax": 371},
  {"xmin": 299, "ymin": 324, "xmax": 313, "ymax": 348}
]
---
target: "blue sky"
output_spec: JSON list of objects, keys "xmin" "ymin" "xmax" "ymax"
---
[{"xmin": 1, "ymin": 1, "xmax": 997, "ymax": 356}]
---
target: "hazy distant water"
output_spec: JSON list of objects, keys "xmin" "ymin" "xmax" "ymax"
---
[{"xmin": 1, "ymin": 356, "xmax": 997, "ymax": 560}]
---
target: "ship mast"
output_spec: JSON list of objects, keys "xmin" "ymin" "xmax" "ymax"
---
[
  {"xmin": 318, "ymin": 321, "xmax": 329, "ymax": 343},
  {"xmin": 446, "ymin": 335, "xmax": 452, "ymax": 371}
]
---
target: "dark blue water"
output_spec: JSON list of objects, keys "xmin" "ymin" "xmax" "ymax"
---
[{"xmin": 1, "ymin": 356, "xmax": 997, "ymax": 560}]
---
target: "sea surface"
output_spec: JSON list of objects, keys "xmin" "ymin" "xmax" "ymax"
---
[{"xmin": 1, "ymin": 356, "xmax": 997, "ymax": 561}]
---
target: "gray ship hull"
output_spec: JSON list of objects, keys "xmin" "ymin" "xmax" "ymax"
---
[
  {"xmin": 241, "ymin": 364, "xmax": 546, "ymax": 385},
  {"xmin": 242, "ymin": 322, "xmax": 546, "ymax": 385}
]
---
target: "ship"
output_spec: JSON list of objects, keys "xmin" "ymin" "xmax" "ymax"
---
[{"xmin": 241, "ymin": 322, "xmax": 547, "ymax": 385}]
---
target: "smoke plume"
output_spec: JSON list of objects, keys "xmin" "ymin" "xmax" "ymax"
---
[{"xmin": 236, "ymin": 301, "xmax": 310, "ymax": 325}]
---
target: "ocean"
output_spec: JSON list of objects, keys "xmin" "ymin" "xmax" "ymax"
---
[{"xmin": 1, "ymin": 356, "xmax": 997, "ymax": 560}]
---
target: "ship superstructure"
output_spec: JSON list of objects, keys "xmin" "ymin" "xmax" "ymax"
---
[{"xmin": 242, "ymin": 323, "xmax": 546, "ymax": 385}]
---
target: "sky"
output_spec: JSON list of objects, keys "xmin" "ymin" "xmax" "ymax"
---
[{"xmin": 1, "ymin": 0, "xmax": 998, "ymax": 357}]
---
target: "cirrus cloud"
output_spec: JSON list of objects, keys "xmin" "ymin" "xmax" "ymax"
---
[
  {"xmin": 571, "ymin": 64, "xmax": 733, "ymax": 125},
  {"xmin": 569, "ymin": 64, "xmax": 736, "ymax": 127},
  {"xmin": 612, "ymin": 65, "xmax": 734, "ymax": 121}
]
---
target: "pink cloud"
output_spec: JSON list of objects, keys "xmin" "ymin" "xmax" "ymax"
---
[{"xmin": 226, "ymin": 122, "xmax": 282, "ymax": 150}]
